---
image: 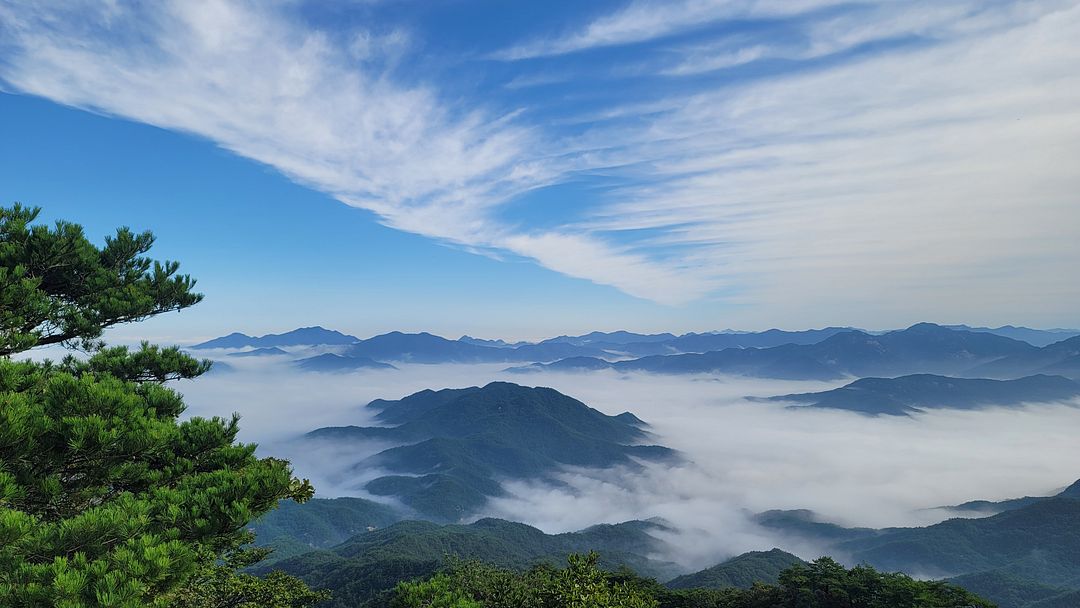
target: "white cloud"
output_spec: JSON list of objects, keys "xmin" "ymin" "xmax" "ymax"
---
[
  {"xmin": 2, "ymin": 0, "xmax": 1079, "ymax": 324},
  {"xmin": 492, "ymin": 0, "xmax": 864, "ymax": 60},
  {"xmin": 180, "ymin": 362, "xmax": 1080, "ymax": 570}
]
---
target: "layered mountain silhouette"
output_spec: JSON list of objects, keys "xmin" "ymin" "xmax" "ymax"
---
[
  {"xmin": 192, "ymin": 326, "xmax": 359, "ymax": 349},
  {"xmin": 768, "ymin": 373, "xmax": 1080, "ymax": 415},
  {"xmin": 527, "ymin": 324, "xmax": 1080, "ymax": 381},
  {"xmin": 945, "ymin": 325, "xmax": 1080, "ymax": 348},
  {"xmin": 756, "ymin": 481, "xmax": 1080, "ymax": 608},
  {"xmin": 228, "ymin": 346, "xmax": 289, "ymax": 357},
  {"xmin": 293, "ymin": 353, "xmax": 397, "ymax": 372},
  {"xmin": 192, "ymin": 323, "xmax": 1080, "ymax": 371},
  {"xmin": 306, "ymin": 382, "xmax": 674, "ymax": 520},
  {"xmin": 342, "ymin": 331, "xmax": 608, "ymax": 363}
]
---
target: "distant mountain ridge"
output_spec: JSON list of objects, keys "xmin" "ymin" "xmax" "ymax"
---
[
  {"xmin": 768, "ymin": 374, "xmax": 1080, "ymax": 415},
  {"xmin": 526, "ymin": 323, "xmax": 1080, "ymax": 381},
  {"xmin": 293, "ymin": 353, "xmax": 397, "ymax": 372},
  {"xmin": 192, "ymin": 326, "xmax": 359, "ymax": 349},
  {"xmin": 306, "ymin": 382, "xmax": 674, "ymax": 520},
  {"xmin": 192, "ymin": 323, "xmax": 1080, "ymax": 368}
]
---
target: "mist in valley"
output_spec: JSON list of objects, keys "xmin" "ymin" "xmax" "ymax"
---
[{"xmin": 175, "ymin": 358, "xmax": 1080, "ymax": 570}]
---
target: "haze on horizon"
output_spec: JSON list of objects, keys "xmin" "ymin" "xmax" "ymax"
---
[{"xmin": 3, "ymin": 0, "xmax": 1079, "ymax": 341}]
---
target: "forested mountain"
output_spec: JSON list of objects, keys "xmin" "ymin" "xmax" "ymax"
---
[
  {"xmin": 754, "ymin": 488, "xmax": 1080, "ymax": 608},
  {"xmin": 252, "ymin": 518, "xmax": 682, "ymax": 607},
  {"xmin": 665, "ymin": 549, "xmax": 805, "ymax": 589},
  {"xmin": 769, "ymin": 373, "xmax": 1080, "ymax": 415},
  {"xmin": 305, "ymin": 382, "xmax": 674, "ymax": 520}
]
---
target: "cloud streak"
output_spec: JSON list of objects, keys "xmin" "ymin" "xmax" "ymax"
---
[{"xmin": 2, "ymin": 0, "xmax": 1079, "ymax": 323}]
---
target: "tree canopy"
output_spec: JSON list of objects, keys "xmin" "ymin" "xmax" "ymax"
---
[
  {"xmin": 0, "ymin": 204, "xmax": 202, "ymax": 355},
  {"xmin": 0, "ymin": 203, "xmax": 322, "ymax": 607},
  {"xmin": 392, "ymin": 554, "xmax": 996, "ymax": 608}
]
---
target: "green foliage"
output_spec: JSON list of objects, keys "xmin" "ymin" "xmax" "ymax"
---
[
  {"xmin": 393, "ymin": 556, "xmax": 995, "ymax": 608},
  {"xmin": 168, "ymin": 542, "xmax": 330, "ymax": 608},
  {"xmin": 0, "ymin": 204, "xmax": 321, "ymax": 606},
  {"xmin": 392, "ymin": 553, "xmax": 657, "ymax": 608},
  {"xmin": 256, "ymin": 518, "xmax": 679, "ymax": 607},
  {"xmin": 0, "ymin": 203, "xmax": 202, "ymax": 355}
]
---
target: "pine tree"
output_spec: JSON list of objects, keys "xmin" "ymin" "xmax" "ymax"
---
[{"xmin": 0, "ymin": 203, "xmax": 325, "ymax": 607}]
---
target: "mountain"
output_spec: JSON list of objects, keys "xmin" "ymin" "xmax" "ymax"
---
[
  {"xmin": 946, "ymin": 325, "xmax": 1080, "ymax": 347},
  {"xmin": 665, "ymin": 548, "xmax": 805, "ymax": 589},
  {"xmin": 768, "ymin": 374, "xmax": 1080, "ymax": 415},
  {"xmin": 967, "ymin": 335, "xmax": 1080, "ymax": 379},
  {"xmin": 541, "ymin": 331, "xmax": 678, "ymax": 347},
  {"xmin": 306, "ymin": 382, "xmax": 675, "ymax": 520},
  {"xmin": 556, "ymin": 323, "xmax": 1041, "ymax": 380},
  {"xmin": 343, "ymin": 331, "xmax": 606, "ymax": 363},
  {"xmin": 192, "ymin": 326, "xmax": 359, "ymax": 349},
  {"xmin": 942, "ymin": 479, "xmax": 1080, "ymax": 516},
  {"xmin": 506, "ymin": 356, "xmax": 617, "ymax": 373},
  {"xmin": 536, "ymin": 327, "xmax": 855, "ymax": 357},
  {"xmin": 842, "ymin": 498, "xmax": 1080, "ymax": 589},
  {"xmin": 228, "ymin": 346, "xmax": 289, "ymax": 357},
  {"xmin": 249, "ymin": 497, "xmax": 406, "ymax": 565},
  {"xmin": 294, "ymin": 353, "xmax": 397, "ymax": 372},
  {"xmin": 663, "ymin": 327, "xmax": 856, "ymax": 353},
  {"xmin": 204, "ymin": 360, "xmax": 236, "ymax": 375},
  {"xmin": 253, "ymin": 517, "xmax": 681, "ymax": 608},
  {"xmin": 757, "ymin": 485, "xmax": 1080, "ymax": 608},
  {"xmin": 458, "ymin": 335, "xmax": 528, "ymax": 348}
]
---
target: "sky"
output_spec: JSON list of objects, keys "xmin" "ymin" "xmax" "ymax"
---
[{"xmin": 2, "ymin": 0, "xmax": 1079, "ymax": 342}]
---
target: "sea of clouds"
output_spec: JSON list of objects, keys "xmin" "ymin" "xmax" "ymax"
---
[{"xmin": 175, "ymin": 358, "xmax": 1080, "ymax": 569}]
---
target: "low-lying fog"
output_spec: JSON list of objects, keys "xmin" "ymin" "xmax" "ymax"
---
[{"xmin": 177, "ymin": 358, "xmax": 1080, "ymax": 569}]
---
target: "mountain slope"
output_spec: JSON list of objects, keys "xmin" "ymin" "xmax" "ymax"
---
[
  {"xmin": 306, "ymin": 382, "xmax": 674, "ymax": 520},
  {"xmin": 665, "ymin": 548, "xmax": 805, "ymax": 589},
  {"xmin": 769, "ymin": 374, "xmax": 1080, "ymax": 415},
  {"xmin": 967, "ymin": 336, "xmax": 1080, "ymax": 379},
  {"xmin": 254, "ymin": 517, "xmax": 680, "ymax": 608}
]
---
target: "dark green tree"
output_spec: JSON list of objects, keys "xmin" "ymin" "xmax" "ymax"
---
[
  {"xmin": 0, "ymin": 204, "xmax": 202, "ymax": 355},
  {"xmin": 0, "ymin": 204, "xmax": 324, "ymax": 607},
  {"xmin": 392, "ymin": 555, "xmax": 996, "ymax": 608}
]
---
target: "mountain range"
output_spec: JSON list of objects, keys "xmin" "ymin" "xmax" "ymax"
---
[
  {"xmin": 756, "ymin": 481, "xmax": 1080, "ymax": 608},
  {"xmin": 767, "ymin": 373, "xmax": 1080, "ymax": 415},
  {"xmin": 522, "ymin": 323, "xmax": 1080, "ymax": 381},
  {"xmin": 305, "ymin": 382, "xmax": 675, "ymax": 520},
  {"xmin": 190, "ymin": 324, "xmax": 1080, "ymax": 383},
  {"xmin": 252, "ymin": 517, "xmax": 681, "ymax": 608},
  {"xmin": 252, "ymin": 479, "xmax": 1080, "ymax": 608}
]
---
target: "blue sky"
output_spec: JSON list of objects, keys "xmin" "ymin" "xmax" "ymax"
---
[{"xmin": 2, "ymin": 0, "xmax": 1079, "ymax": 341}]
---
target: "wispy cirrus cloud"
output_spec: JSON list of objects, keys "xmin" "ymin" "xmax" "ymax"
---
[
  {"xmin": 2, "ymin": 0, "xmax": 1079, "ymax": 324},
  {"xmin": 491, "ymin": 0, "xmax": 866, "ymax": 60},
  {"xmin": 0, "ymin": 0, "xmax": 703, "ymax": 304}
]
